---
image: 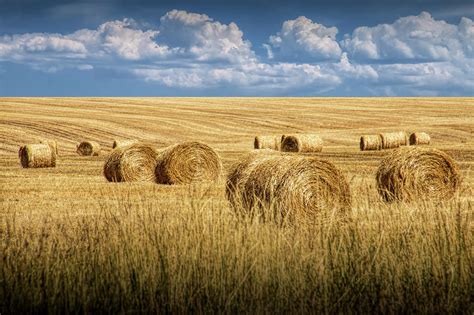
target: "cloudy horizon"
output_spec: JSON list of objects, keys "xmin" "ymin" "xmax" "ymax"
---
[{"xmin": 0, "ymin": 1, "xmax": 473, "ymax": 96}]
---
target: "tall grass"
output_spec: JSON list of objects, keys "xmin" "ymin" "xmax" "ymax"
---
[{"xmin": 1, "ymin": 185, "xmax": 472, "ymax": 314}]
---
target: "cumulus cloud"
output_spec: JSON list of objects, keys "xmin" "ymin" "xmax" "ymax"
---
[
  {"xmin": 0, "ymin": 18, "xmax": 169, "ymax": 67},
  {"xmin": 333, "ymin": 53, "xmax": 378, "ymax": 81},
  {"xmin": 0, "ymin": 10, "xmax": 473, "ymax": 95},
  {"xmin": 134, "ymin": 61, "xmax": 341, "ymax": 93},
  {"xmin": 266, "ymin": 16, "xmax": 342, "ymax": 61},
  {"xmin": 157, "ymin": 10, "xmax": 255, "ymax": 63},
  {"xmin": 69, "ymin": 19, "xmax": 169, "ymax": 60},
  {"xmin": 372, "ymin": 59, "xmax": 474, "ymax": 95},
  {"xmin": 341, "ymin": 12, "xmax": 473, "ymax": 62},
  {"xmin": 0, "ymin": 33, "xmax": 87, "ymax": 59}
]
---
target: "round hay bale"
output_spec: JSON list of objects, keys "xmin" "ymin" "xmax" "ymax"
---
[
  {"xmin": 112, "ymin": 139, "xmax": 138, "ymax": 149},
  {"xmin": 155, "ymin": 141, "xmax": 222, "ymax": 185},
  {"xmin": 226, "ymin": 153, "xmax": 351, "ymax": 223},
  {"xmin": 281, "ymin": 134, "xmax": 323, "ymax": 153},
  {"xmin": 77, "ymin": 141, "xmax": 101, "ymax": 156},
  {"xmin": 409, "ymin": 132, "xmax": 430, "ymax": 145},
  {"xmin": 226, "ymin": 149, "xmax": 278, "ymax": 207},
  {"xmin": 376, "ymin": 147, "xmax": 461, "ymax": 203},
  {"xmin": 39, "ymin": 139, "xmax": 58, "ymax": 156},
  {"xmin": 254, "ymin": 135, "xmax": 282, "ymax": 150},
  {"xmin": 380, "ymin": 131, "xmax": 407, "ymax": 149},
  {"xmin": 19, "ymin": 144, "xmax": 56, "ymax": 168},
  {"xmin": 360, "ymin": 135, "xmax": 382, "ymax": 151},
  {"xmin": 104, "ymin": 143, "xmax": 158, "ymax": 182}
]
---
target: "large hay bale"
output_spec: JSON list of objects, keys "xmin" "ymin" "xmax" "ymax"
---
[
  {"xmin": 226, "ymin": 149, "xmax": 278, "ymax": 206},
  {"xmin": 226, "ymin": 152, "xmax": 351, "ymax": 223},
  {"xmin": 360, "ymin": 135, "xmax": 382, "ymax": 151},
  {"xmin": 77, "ymin": 141, "xmax": 101, "ymax": 156},
  {"xmin": 19, "ymin": 144, "xmax": 56, "ymax": 168},
  {"xmin": 104, "ymin": 143, "xmax": 158, "ymax": 182},
  {"xmin": 254, "ymin": 135, "xmax": 282, "ymax": 150},
  {"xmin": 409, "ymin": 132, "xmax": 430, "ymax": 145},
  {"xmin": 39, "ymin": 139, "xmax": 58, "ymax": 156},
  {"xmin": 281, "ymin": 134, "xmax": 323, "ymax": 153},
  {"xmin": 155, "ymin": 141, "xmax": 222, "ymax": 185},
  {"xmin": 112, "ymin": 139, "xmax": 138, "ymax": 149},
  {"xmin": 380, "ymin": 131, "xmax": 408, "ymax": 149},
  {"xmin": 376, "ymin": 147, "xmax": 461, "ymax": 203}
]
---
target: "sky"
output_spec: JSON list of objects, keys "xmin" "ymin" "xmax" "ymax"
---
[{"xmin": 0, "ymin": 0, "xmax": 473, "ymax": 96}]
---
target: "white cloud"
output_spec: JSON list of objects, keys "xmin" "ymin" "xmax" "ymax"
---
[
  {"xmin": 333, "ymin": 52, "xmax": 378, "ymax": 81},
  {"xmin": 134, "ymin": 61, "xmax": 341, "ymax": 93},
  {"xmin": 0, "ymin": 10, "xmax": 473, "ymax": 96},
  {"xmin": 267, "ymin": 16, "xmax": 342, "ymax": 61},
  {"xmin": 69, "ymin": 19, "xmax": 169, "ymax": 60},
  {"xmin": 157, "ymin": 10, "xmax": 255, "ymax": 64},
  {"xmin": 341, "ymin": 12, "xmax": 473, "ymax": 62},
  {"xmin": 0, "ymin": 18, "xmax": 169, "ymax": 64},
  {"xmin": 0, "ymin": 33, "xmax": 87, "ymax": 59},
  {"xmin": 373, "ymin": 58, "xmax": 474, "ymax": 94}
]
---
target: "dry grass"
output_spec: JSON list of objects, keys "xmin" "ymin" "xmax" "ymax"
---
[
  {"xmin": 104, "ymin": 143, "xmax": 158, "ymax": 182},
  {"xmin": 376, "ymin": 147, "xmax": 462, "ymax": 203},
  {"xmin": 155, "ymin": 141, "xmax": 222, "ymax": 184},
  {"xmin": 1, "ymin": 97, "xmax": 473, "ymax": 313},
  {"xmin": 18, "ymin": 143, "xmax": 56, "ymax": 168}
]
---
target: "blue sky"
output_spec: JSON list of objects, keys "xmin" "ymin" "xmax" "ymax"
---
[{"xmin": 0, "ymin": 0, "xmax": 473, "ymax": 96}]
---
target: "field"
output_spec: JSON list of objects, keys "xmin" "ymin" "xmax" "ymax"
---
[{"xmin": 1, "ymin": 97, "xmax": 473, "ymax": 313}]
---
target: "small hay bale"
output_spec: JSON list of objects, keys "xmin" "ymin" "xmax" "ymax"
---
[
  {"xmin": 360, "ymin": 135, "xmax": 382, "ymax": 151},
  {"xmin": 226, "ymin": 152, "xmax": 351, "ymax": 223},
  {"xmin": 39, "ymin": 139, "xmax": 58, "ymax": 156},
  {"xmin": 77, "ymin": 141, "xmax": 101, "ymax": 156},
  {"xmin": 409, "ymin": 132, "xmax": 430, "ymax": 145},
  {"xmin": 104, "ymin": 143, "xmax": 158, "ymax": 182},
  {"xmin": 281, "ymin": 134, "xmax": 323, "ymax": 153},
  {"xmin": 254, "ymin": 135, "xmax": 282, "ymax": 150},
  {"xmin": 18, "ymin": 144, "xmax": 56, "ymax": 168},
  {"xmin": 112, "ymin": 139, "xmax": 139, "ymax": 149},
  {"xmin": 380, "ymin": 131, "xmax": 408, "ymax": 149},
  {"xmin": 155, "ymin": 141, "xmax": 222, "ymax": 185},
  {"xmin": 376, "ymin": 147, "xmax": 461, "ymax": 203}
]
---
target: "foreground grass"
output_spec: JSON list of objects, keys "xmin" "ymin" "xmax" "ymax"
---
[{"xmin": 1, "ymin": 184, "xmax": 472, "ymax": 314}]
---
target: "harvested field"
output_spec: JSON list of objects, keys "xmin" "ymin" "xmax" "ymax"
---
[{"xmin": 1, "ymin": 97, "xmax": 473, "ymax": 314}]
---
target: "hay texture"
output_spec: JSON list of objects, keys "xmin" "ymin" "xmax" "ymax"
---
[
  {"xmin": 226, "ymin": 152, "xmax": 351, "ymax": 223},
  {"xmin": 376, "ymin": 147, "xmax": 461, "ymax": 203},
  {"xmin": 112, "ymin": 139, "xmax": 138, "ymax": 149},
  {"xmin": 39, "ymin": 139, "xmax": 58, "ymax": 156},
  {"xmin": 226, "ymin": 149, "xmax": 278, "ymax": 205},
  {"xmin": 409, "ymin": 132, "xmax": 431, "ymax": 145},
  {"xmin": 77, "ymin": 141, "xmax": 101, "ymax": 156},
  {"xmin": 281, "ymin": 134, "xmax": 323, "ymax": 153},
  {"xmin": 360, "ymin": 135, "xmax": 382, "ymax": 151},
  {"xmin": 19, "ymin": 144, "xmax": 56, "ymax": 168},
  {"xmin": 380, "ymin": 131, "xmax": 408, "ymax": 149},
  {"xmin": 104, "ymin": 143, "xmax": 158, "ymax": 182},
  {"xmin": 254, "ymin": 135, "xmax": 282, "ymax": 150},
  {"xmin": 155, "ymin": 141, "xmax": 222, "ymax": 185}
]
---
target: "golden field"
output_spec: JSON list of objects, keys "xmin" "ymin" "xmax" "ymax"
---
[{"xmin": 1, "ymin": 97, "xmax": 473, "ymax": 313}]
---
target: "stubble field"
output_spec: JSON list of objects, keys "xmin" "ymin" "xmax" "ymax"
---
[{"xmin": 1, "ymin": 97, "xmax": 473, "ymax": 313}]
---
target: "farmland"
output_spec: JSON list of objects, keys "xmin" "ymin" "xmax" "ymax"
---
[{"xmin": 1, "ymin": 97, "xmax": 473, "ymax": 313}]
